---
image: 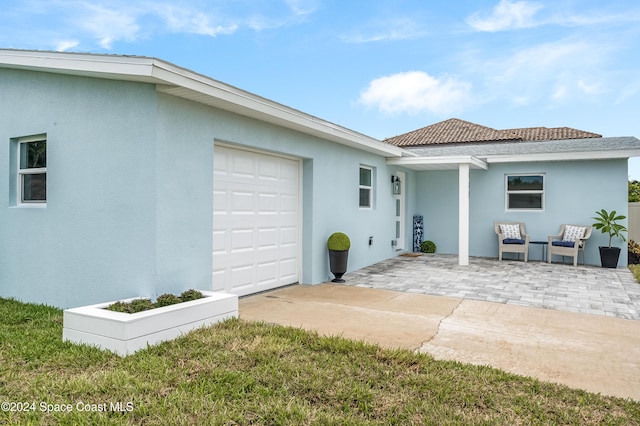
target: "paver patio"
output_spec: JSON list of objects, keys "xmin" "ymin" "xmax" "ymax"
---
[{"xmin": 341, "ymin": 254, "xmax": 640, "ymax": 320}]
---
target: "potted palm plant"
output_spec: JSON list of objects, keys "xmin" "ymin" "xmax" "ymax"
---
[
  {"xmin": 327, "ymin": 232, "xmax": 350, "ymax": 282},
  {"xmin": 592, "ymin": 209, "xmax": 627, "ymax": 268}
]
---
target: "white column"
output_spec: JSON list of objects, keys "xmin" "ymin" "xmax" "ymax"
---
[{"xmin": 458, "ymin": 163, "xmax": 470, "ymax": 266}]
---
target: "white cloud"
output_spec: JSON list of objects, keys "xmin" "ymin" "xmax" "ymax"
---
[
  {"xmin": 550, "ymin": 10, "xmax": 640, "ymax": 27},
  {"xmin": 55, "ymin": 40, "xmax": 80, "ymax": 52},
  {"xmin": 285, "ymin": 0, "xmax": 319, "ymax": 17},
  {"xmin": 3, "ymin": 0, "xmax": 317, "ymax": 51},
  {"xmin": 80, "ymin": 3, "xmax": 141, "ymax": 49},
  {"xmin": 577, "ymin": 79, "xmax": 602, "ymax": 95},
  {"xmin": 551, "ymin": 84, "xmax": 568, "ymax": 101},
  {"xmin": 153, "ymin": 4, "xmax": 238, "ymax": 37},
  {"xmin": 615, "ymin": 78, "xmax": 640, "ymax": 104},
  {"xmin": 467, "ymin": 0, "xmax": 543, "ymax": 32},
  {"xmin": 342, "ymin": 18, "xmax": 427, "ymax": 43},
  {"xmin": 358, "ymin": 71, "xmax": 473, "ymax": 116},
  {"xmin": 474, "ymin": 39, "xmax": 614, "ymax": 105}
]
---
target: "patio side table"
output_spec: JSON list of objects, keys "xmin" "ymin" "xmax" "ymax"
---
[{"xmin": 529, "ymin": 241, "xmax": 548, "ymax": 262}]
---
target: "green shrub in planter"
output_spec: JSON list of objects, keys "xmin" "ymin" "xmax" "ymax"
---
[
  {"xmin": 155, "ymin": 293, "xmax": 182, "ymax": 308},
  {"xmin": 327, "ymin": 232, "xmax": 351, "ymax": 251},
  {"xmin": 420, "ymin": 240, "xmax": 437, "ymax": 254},
  {"xmin": 128, "ymin": 298, "xmax": 154, "ymax": 313},
  {"xmin": 106, "ymin": 301, "xmax": 131, "ymax": 313},
  {"xmin": 105, "ymin": 289, "xmax": 206, "ymax": 313},
  {"xmin": 180, "ymin": 289, "xmax": 204, "ymax": 302}
]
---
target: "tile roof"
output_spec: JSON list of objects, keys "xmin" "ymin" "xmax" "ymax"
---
[
  {"xmin": 503, "ymin": 126, "xmax": 602, "ymax": 141},
  {"xmin": 384, "ymin": 118, "xmax": 602, "ymax": 147}
]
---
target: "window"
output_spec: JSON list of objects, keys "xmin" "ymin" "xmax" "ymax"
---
[
  {"xmin": 359, "ymin": 166, "xmax": 373, "ymax": 208},
  {"xmin": 18, "ymin": 136, "xmax": 47, "ymax": 204},
  {"xmin": 506, "ymin": 174, "xmax": 544, "ymax": 210}
]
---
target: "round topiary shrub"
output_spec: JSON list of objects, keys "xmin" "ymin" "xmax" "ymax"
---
[
  {"xmin": 327, "ymin": 232, "xmax": 351, "ymax": 251},
  {"xmin": 155, "ymin": 293, "xmax": 182, "ymax": 308},
  {"xmin": 420, "ymin": 240, "xmax": 436, "ymax": 254}
]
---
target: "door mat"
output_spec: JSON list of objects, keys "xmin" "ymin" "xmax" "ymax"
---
[{"xmin": 399, "ymin": 252, "xmax": 423, "ymax": 257}]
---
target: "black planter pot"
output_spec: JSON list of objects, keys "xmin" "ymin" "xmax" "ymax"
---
[
  {"xmin": 329, "ymin": 249, "xmax": 349, "ymax": 282},
  {"xmin": 599, "ymin": 246, "xmax": 621, "ymax": 268}
]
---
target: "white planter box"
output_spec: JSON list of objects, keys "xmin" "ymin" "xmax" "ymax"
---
[{"xmin": 63, "ymin": 291, "xmax": 238, "ymax": 356}]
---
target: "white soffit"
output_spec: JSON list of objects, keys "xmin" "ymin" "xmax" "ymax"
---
[
  {"xmin": 0, "ymin": 49, "xmax": 404, "ymax": 158},
  {"xmin": 486, "ymin": 150, "xmax": 640, "ymax": 163},
  {"xmin": 386, "ymin": 155, "xmax": 489, "ymax": 171}
]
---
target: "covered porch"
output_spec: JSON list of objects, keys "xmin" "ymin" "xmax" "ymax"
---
[{"xmin": 387, "ymin": 155, "xmax": 488, "ymax": 266}]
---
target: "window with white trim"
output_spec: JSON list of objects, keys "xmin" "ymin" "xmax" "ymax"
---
[
  {"xmin": 18, "ymin": 135, "xmax": 47, "ymax": 204},
  {"xmin": 359, "ymin": 166, "xmax": 373, "ymax": 209},
  {"xmin": 505, "ymin": 174, "xmax": 544, "ymax": 210}
]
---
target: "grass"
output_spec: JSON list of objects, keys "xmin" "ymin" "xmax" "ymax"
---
[
  {"xmin": 629, "ymin": 264, "xmax": 640, "ymax": 282},
  {"xmin": 1, "ymin": 298, "xmax": 639, "ymax": 425}
]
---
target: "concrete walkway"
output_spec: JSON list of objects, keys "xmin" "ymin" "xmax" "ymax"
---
[{"xmin": 240, "ymin": 256, "xmax": 640, "ymax": 401}]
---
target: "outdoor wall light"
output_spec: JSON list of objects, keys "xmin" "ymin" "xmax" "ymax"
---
[{"xmin": 391, "ymin": 175, "xmax": 401, "ymax": 195}]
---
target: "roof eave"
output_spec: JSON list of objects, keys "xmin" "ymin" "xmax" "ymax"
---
[
  {"xmin": 486, "ymin": 149, "xmax": 640, "ymax": 163},
  {"xmin": 386, "ymin": 155, "xmax": 489, "ymax": 171}
]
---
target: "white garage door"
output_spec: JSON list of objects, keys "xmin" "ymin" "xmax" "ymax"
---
[{"xmin": 213, "ymin": 145, "xmax": 300, "ymax": 296}]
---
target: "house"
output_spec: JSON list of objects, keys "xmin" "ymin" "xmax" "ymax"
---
[
  {"xmin": 0, "ymin": 49, "xmax": 409, "ymax": 308},
  {"xmin": 1, "ymin": 50, "xmax": 639, "ymax": 308},
  {"xmin": 384, "ymin": 118, "xmax": 640, "ymax": 267}
]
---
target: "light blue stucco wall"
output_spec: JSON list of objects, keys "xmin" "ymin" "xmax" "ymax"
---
[
  {"xmin": 0, "ymin": 69, "xmax": 160, "ymax": 308},
  {"xmin": 416, "ymin": 160, "xmax": 629, "ymax": 266},
  {"xmin": 155, "ymin": 94, "xmax": 415, "ymax": 285},
  {"xmin": 0, "ymin": 69, "xmax": 413, "ymax": 308}
]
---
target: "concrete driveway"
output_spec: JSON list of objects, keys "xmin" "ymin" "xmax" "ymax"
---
[{"xmin": 240, "ymin": 256, "xmax": 640, "ymax": 401}]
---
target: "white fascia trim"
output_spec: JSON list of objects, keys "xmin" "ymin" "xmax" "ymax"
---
[
  {"xmin": 486, "ymin": 150, "xmax": 640, "ymax": 163},
  {"xmin": 0, "ymin": 50, "xmax": 404, "ymax": 158},
  {"xmin": 0, "ymin": 50, "xmax": 158, "ymax": 82},
  {"xmin": 386, "ymin": 155, "xmax": 489, "ymax": 170},
  {"xmin": 150, "ymin": 61, "xmax": 405, "ymax": 157}
]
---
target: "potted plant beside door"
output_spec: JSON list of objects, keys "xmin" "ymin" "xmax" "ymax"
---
[
  {"xmin": 327, "ymin": 232, "xmax": 350, "ymax": 282},
  {"xmin": 592, "ymin": 209, "xmax": 628, "ymax": 268}
]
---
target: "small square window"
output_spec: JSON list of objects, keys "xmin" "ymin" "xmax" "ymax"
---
[
  {"xmin": 506, "ymin": 174, "xmax": 544, "ymax": 210},
  {"xmin": 359, "ymin": 166, "xmax": 373, "ymax": 209},
  {"xmin": 17, "ymin": 136, "xmax": 47, "ymax": 204}
]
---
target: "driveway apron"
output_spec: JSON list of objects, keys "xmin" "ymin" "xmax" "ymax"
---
[{"xmin": 239, "ymin": 255, "xmax": 640, "ymax": 400}]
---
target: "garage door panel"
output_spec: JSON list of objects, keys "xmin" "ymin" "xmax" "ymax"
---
[
  {"xmin": 257, "ymin": 261, "xmax": 277, "ymax": 283},
  {"xmin": 258, "ymin": 193, "xmax": 278, "ymax": 212},
  {"xmin": 258, "ymin": 158, "xmax": 279, "ymax": 180},
  {"xmin": 258, "ymin": 228, "xmax": 278, "ymax": 249},
  {"xmin": 213, "ymin": 145, "xmax": 300, "ymax": 295},
  {"xmin": 280, "ymin": 226, "xmax": 298, "ymax": 245},
  {"xmin": 212, "ymin": 230, "xmax": 226, "ymax": 253},
  {"xmin": 211, "ymin": 268, "xmax": 226, "ymax": 292},
  {"xmin": 230, "ymin": 191, "xmax": 255, "ymax": 213},
  {"xmin": 230, "ymin": 266, "xmax": 253, "ymax": 289}
]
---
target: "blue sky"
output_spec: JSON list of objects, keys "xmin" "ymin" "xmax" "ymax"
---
[{"xmin": 3, "ymin": 0, "xmax": 640, "ymax": 177}]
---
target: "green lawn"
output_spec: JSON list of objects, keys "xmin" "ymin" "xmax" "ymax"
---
[
  {"xmin": 629, "ymin": 264, "xmax": 640, "ymax": 282},
  {"xmin": 1, "ymin": 298, "xmax": 639, "ymax": 425}
]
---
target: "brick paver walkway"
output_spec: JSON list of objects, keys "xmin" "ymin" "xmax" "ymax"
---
[{"xmin": 342, "ymin": 254, "xmax": 640, "ymax": 320}]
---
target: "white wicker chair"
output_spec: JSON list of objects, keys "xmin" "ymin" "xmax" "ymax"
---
[
  {"xmin": 547, "ymin": 224, "xmax": 592, "ymax": 267},
  {"xmin": 494, "ymin": 222, "xmax": 530, "ymax": 262}
]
